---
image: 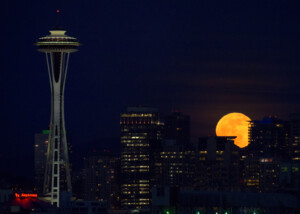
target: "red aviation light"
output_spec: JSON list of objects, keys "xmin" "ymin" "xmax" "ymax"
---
[
  {"xmin": 57, "ymin": 9, "xmax": 60, "ymax": 13},
  {"xmin": 15, "ymin": 193, "xmax": 38, "ymax": 198}
]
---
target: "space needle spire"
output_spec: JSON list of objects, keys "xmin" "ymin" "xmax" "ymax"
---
[{"xmin": 35, "ymin": 11, "xmax": 80, "ymax": 207}]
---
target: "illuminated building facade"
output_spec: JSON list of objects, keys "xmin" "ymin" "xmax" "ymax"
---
[
  {"xmin": 34, "ymin": 130, "xmax": 49, "ymax": 193},
  {"xmin": 35, "ymin": 26, "xmax": 80, "ymax": 207},
  {"xmin": 242, "ymin": 157, "xmax": 280, "ymax": 192},
  {"xmin": 83, "ymin": 153, "xmax": 120, "ymax": 209},
  {"xmin": 120, "ymin": 107, "xmax": 162, "ymax": 210},
  {"xmin": 195, "ymin": 136, "xmax": 240, "ymax": 191},
  {"xmin": 242, "ymin": 158, "xmax": 260, "ymax": 192},
  {"xmin": 248, "ymin": 116, "xmax": 290, "ymax": 159},
  {"xmin": 259, "ymin": 158, "xmax": 280, "ymax": 192},
  {"xmin": 245, "ymin": 116, "xmax": 291, "ymax": 192},
  {"xmin": 158, "ymin": 140, "xmax": 195, "ymax": 188},
  {"xmin": 156, "ymin": 112, "xmax": 194, "ymax": 188}
]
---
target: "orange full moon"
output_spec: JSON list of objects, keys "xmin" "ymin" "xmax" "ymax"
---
[{"xmin": 216, "ymin": 112, "xmax": 251, "ymax": 148}]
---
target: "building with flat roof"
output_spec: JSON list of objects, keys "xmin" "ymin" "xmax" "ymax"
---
[
  {"xmin": 248, "ymin": 116, "xmax": 290, "ymax": 160},
  {"xmin": 195, "ymin": 136, "xmax": 240, "ymax": 191},
  {"xmin": 120, "ymin": 107, "xmax": 162, "ymax": 210},
  {"xmin": 164, "ymin": 112, "xmax": 190, "ymax": 148}
]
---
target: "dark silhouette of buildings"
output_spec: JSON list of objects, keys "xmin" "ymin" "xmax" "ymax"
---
[
  {"xmin": 151, "ymin": 187, "xmax": 298, "ymax": 214},
  {"xmin": 164, "ymin": 111, "xmax": 190, "ymax": 147},
  {"xmin": 30, "ymin": 111, "xmax": 300, "ymax": 212},
  {"xmin": 83, "ymin": 152, "xmax": 120, "ymax": 209},
  {"xmin": 195, "ymin": 136, "xmax": 240, "ymax": 191}
]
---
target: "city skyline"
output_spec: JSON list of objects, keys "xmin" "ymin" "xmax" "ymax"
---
[{"xmin": 1, "ymin": 1, "xmax": 300, "ymax": 178}]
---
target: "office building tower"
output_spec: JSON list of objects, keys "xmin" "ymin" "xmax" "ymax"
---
[
  {"xmin": 153, "ymin": 112, "xmax": 194, "ymax": 189},
  {"xmin": 195, "ymin": 136, "xmax": 240, "ymax": 191},
  {"xmin": 83, "ymin": 153, "xmax": 120, "ymax": 209},
  {"xmin": 159, "ymin": 140, "xmax": 195, "ymax": 188},
  {"xmin": 120, "ymin": 107, "xmax": 162, "ymax": 210},
  {"xmin": 248, "ymin": 116, "xmax": 290, "ymax": 160},
  {"xmin": 35, "ymin": 22, "xmax": 80, "ymax": 207},
  {"xmin": 34, "ymin": 130, "xmax": 49, "ymax": 193},
  {"xmin": 164, "ymin": 112, "xmax": 190, "ymax": 147}
]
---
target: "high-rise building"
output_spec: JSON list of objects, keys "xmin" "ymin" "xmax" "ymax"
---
[
  {"xmin": 151, "ymin": 112, "xmax": 195, "ymax": 189},
  {"xmin": 120, "ymin": 107, "xmax": 162, "ymax": 210},
  {"xmin": 195, "ymin": 136, "xmax": 240, "ymax": 191},
  {"xmin": 244, "ymin": 116, "xmax": 292, "ymax": 193},
  {"xmin": 83, "ymin": 152, "xmax": 120, "ymax": 209},
  {"xmin": 242, "ymin": 157, "xmax": 280, "ymax": 192},
  {"xmin": 158, "ymin": 140, "xmax": 195, "ymax": 188},
  {"xmin": 34, "ymin": 130, "xmax": 49, "ymax": 193},
  {"xmin": 248, "ymin": 116, "xmax": 290, "ymax": 160},
  {"xmin": 35, "ymin": 22, "xmax": 80, "ymax": 207},
  {"xmin": 164, "ymin": 112, "xmax": 190, "ymax": 147}
]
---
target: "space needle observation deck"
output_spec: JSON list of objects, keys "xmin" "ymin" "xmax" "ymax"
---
[{"xmin": 35, "ymin": 22, "xmax": 80, "ymax": 207}]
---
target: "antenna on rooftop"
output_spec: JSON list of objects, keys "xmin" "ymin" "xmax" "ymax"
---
[{"xmin": 54, "ymin": 9, "xmax": 62, "ymax": 30}]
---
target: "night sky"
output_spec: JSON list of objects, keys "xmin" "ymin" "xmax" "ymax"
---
[{"xmin": 1, "ymin": 1, "xmax": 300, "ymax": 178}]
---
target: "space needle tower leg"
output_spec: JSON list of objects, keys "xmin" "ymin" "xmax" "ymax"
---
[{"xmin": 36, "ymin": 28, "xmax": 80, "ymax": 207}]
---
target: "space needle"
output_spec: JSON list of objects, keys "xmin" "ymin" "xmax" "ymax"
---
[{"xmin": 35, "ymin": 11, "xmax": 80, "ymax": 207}]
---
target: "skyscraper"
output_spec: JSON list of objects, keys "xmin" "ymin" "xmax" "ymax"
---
[
  {"xmin": 35, "ymin": 23, "xmax": 80, "ymax": 207},
  {"xmin": 158, "ymin": 112, "xmax": 194, "ymax": 188},
  {"xmin": 120, "ymin": 107, "xmax": 162, "ymax": 210},
  {"xmin": 164, "ymin": 111, "xmax": 190, "ymax": 147},
  {"xmin": 248, "ymin": 116, "xmax": 290, "ymax": 159},
  {"xmin": 159, "ymin": 140, "xmax": 195, "ymax": 188}
]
